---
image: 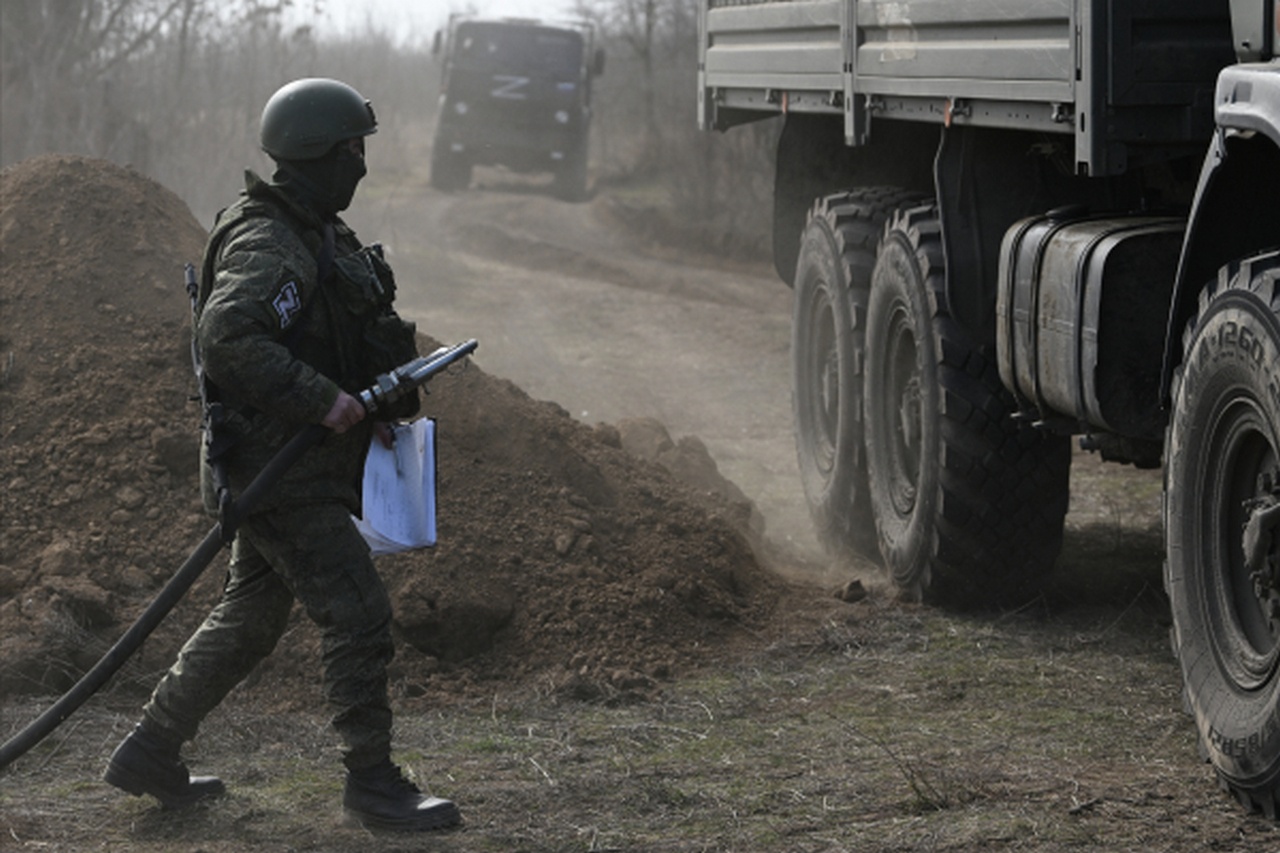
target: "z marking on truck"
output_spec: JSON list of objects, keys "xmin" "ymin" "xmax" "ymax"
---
[{"xmin": 491, "ymin": 75, "xmax": 530, "ymax": 100}]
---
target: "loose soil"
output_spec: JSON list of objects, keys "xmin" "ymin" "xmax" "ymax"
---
[
  {"xmin": 1, "ymin": 154, "xmax": 1277, "ymax": 851},
  {"xmin": 0, "ymin": 154, "xmax": 781, "ymax": 709}
]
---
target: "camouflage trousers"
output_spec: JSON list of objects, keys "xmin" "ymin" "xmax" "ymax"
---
[{"xmin": 143, "ymin": 501, "xmax": 394, "ymax": 770}]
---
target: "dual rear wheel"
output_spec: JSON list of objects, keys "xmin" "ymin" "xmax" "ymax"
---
[
  {"xmin": 791, "ymin": 188, "xmax": 924, "ymax": 560},
  {"xmin": 792, "ymin": 193, "xmax": 1070, "ymax": 605}
]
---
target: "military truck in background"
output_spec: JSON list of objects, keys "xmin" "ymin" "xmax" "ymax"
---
[
  {"xmin": 430, "ymin": 16, "xmax": 605, "ymax": 201},
  {"xmin": 698, "ymin": 0, "xmax": 1280, "ymax": 813}
]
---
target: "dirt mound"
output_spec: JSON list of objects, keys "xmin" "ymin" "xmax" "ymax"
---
[{"xmin": 0, "ymin": 155, "xmax": 784, "ymax": 713}]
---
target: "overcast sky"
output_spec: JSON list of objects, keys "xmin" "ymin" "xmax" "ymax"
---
[{"xmin": 289, "ymin": 0, "xmax": 580, "ymax": 45}]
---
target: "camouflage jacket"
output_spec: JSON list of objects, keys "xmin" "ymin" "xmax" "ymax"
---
[{"xmin": 197, "ymin": 170, "xmax": 419, "ymax": 515}]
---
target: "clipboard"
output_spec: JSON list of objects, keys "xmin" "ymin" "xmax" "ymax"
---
[{"xmin": 353, "ymin": 418, "xmax": 437, "ymax": 554}]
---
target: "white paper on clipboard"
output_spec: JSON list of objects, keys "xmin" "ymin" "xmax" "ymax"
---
[{"xmin": 353, "ymin": 418, "xmax": 437, "ymax": 554}]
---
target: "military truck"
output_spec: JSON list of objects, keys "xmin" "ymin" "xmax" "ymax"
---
[
  {"xmin": 698, "ymin": 0, "xmax": 1280, "ymax": 813},
  {"xmin": 430, "ymin": 16, "xmax": 605, "ymax": 200}
]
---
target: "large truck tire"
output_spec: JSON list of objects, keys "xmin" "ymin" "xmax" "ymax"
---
[
  {"xmin": 792, "ymin": 188, "xmax": 927, "ymax": 560},
  {"xmin": 1165, "ymin": 249, "xmax": 1280, "ymax": 818},
  {"xmin": 863, "ymin": 204, "xmax": 1071, "ymax": 604}
]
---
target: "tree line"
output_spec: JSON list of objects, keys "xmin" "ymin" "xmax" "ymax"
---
[{"xmin": 1, "ymin": 0, "xmax": 774, "ymax": 251}]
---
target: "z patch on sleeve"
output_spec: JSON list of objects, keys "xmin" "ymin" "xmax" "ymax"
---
[{"xmin": 272, "ymin": 280, "xmax": 302, "ymax": 329}]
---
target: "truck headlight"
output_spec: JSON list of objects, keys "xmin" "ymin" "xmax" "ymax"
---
[{"xmin": 554, "ymin": 110, "xmax": 570, "ymax": 124}]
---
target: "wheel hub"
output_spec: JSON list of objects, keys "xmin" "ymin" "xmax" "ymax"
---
[
  {"xmin": 1207, "ymin": 400, "xmax": 1280, "ymax": 682},
  {"xmin": 898, "ymin": 377, "xmax": 922, "ymax": 469},
  {"xmin": 887, "ymin": 313, "xmax": 921, "ymax": 515},
  {"xmin": 810, "ymin": 297, "xmax": 839, "ymax": 473},
  {"xmin": 821, "ymin": 344, "xmax": 839, "ymax": 435},
  {"xmin": 1246, "ymin": 474, "xmax": 1280, "ymax": 633}
]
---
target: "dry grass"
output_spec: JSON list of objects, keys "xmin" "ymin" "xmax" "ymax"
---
[{"xmin": 4, "ymin": 563, "xmax": 1279, "ymax": 852}]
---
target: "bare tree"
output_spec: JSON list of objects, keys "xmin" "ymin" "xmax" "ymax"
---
[
  {"xmin": 2, "ymin": 0, "xmax": 191, "ymax": 163},
  {"xmin": 568, "ymin": 0, "xmax": 773, "ymax": 255},
  {"xmin": 574, "ymin": 0, "xmax": 699, "ymax": 170},
  {"xmin": 0, "ymin": 0, "xmax": 389, "ymax": 220}
]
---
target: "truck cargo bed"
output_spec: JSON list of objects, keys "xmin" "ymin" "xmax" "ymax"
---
[{"xmin": 698, "ymin": 0, "xmax": 1234, "ymax": 175}]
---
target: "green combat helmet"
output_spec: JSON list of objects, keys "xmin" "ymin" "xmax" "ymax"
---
[{"xmin": 260, "ymin": 77, "xmax": 377, "ymax": 161}]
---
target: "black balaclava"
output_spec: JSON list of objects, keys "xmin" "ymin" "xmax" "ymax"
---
[{"xmin": 273, "ymin": 140, "xmax": 366, "ymax": 218}]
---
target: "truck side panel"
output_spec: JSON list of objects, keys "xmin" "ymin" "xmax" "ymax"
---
[
  {"xmin": 700, "ymin": 0, "xmax": 845, "ymax": 120},
  {"xmin": 700, "ymin": 0, "xmax": 1232, "ymax": 175},
  {"xmin": 701, "ymin": 1, "xmax": 1073, "ymax": 138},
  {"xmin": 855, "ymin": 0, "xmax": 1072, "ymax": 100}
]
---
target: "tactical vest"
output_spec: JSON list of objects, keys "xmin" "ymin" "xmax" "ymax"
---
[
  {"xmin": 195, "ymin": 182, "xmax": 420, "ymax": 518},
  {"xmin": 199, "ymin": 187, "xmax": 420, "ymax": 422}
]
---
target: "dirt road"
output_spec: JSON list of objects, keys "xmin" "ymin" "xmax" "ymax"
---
[{"xmin": 348, "ymin": 173, "xmax": 827, "ymax": 566}]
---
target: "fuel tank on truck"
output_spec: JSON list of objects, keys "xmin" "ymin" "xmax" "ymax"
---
[{"xmin": 996, "ymin": 211, "xmax": 1186, "ymax": 442}]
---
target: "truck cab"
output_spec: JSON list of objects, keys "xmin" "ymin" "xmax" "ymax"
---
[{"xmin": 430, "ymin": 16, "xmax": 605, "ymax": 201}]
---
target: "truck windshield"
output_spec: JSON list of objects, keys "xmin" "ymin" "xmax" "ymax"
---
[{"xmin": 452, "ymin": 23, "xmax": 584, "ymax": 77}]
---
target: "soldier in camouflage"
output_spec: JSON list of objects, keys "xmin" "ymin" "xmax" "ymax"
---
[{"xmin": 103, "ymin": 78, "xmax": 462, "ymax": 832}]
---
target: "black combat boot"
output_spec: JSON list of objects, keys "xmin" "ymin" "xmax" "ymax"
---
[
  {"xmin": 103, "ymin": 722, "xmax": 225, "ymax": 808},
  {"xmin": 342, "ymin": 758, "xmax": 461, "ymax": 831}
]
